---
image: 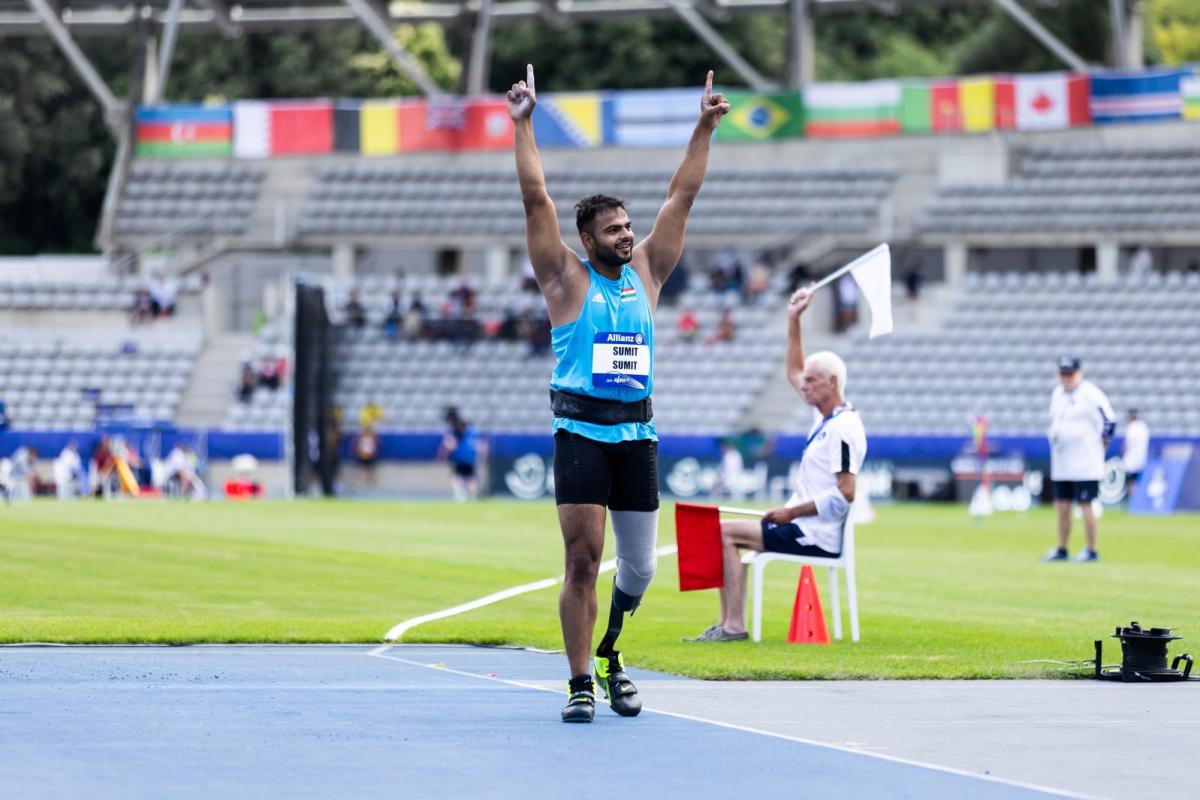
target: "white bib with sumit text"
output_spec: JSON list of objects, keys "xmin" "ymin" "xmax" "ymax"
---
[{"xmin": 592, "ymin": 332, "xmax": 650, "ymax": 392}]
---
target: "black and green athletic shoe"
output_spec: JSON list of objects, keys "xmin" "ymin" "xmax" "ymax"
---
[
  {"xmin": 594, "ymin": 651, "xmax": 641, "ymax": 717},
  {"xmin": 561, "ymin": 675, "xmax": 595, "ymax": 723}
]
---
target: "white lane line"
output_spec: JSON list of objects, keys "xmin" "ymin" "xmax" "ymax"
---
[
  {"xmin": 366, "ymin": 646, "xmax": 1093, "ymax": 800},
  {"xmin": 383, "ymin": 544, "xmax": 678, "ymax": 642}
]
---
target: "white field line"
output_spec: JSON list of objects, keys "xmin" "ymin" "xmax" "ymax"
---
[
  {"xmin": 382, "ymin": 544, "xmax": 678, "ymax": 642},
  {"xmin": 366, "ymin": 647, "xmax": 1094, "ymax": 800}
]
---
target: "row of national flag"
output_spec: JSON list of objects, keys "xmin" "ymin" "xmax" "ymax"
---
[
  {"xmin": 136, "ymin": 98, "xmax": 515, "ymax": 158},
  {"xmin": 135, "ymin": 67, "xmax": 1200, "ymax": 157}
]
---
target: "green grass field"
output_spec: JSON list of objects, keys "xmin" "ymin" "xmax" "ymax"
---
[{"xmin": 1, "ymin": 500, "xmax": 1197, "ymax": 679}]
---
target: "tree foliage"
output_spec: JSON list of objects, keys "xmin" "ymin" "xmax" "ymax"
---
[
  {"xmin": 1147, "ymin": 0, "xmax": 1200, "ymax": 64},
  {"xmin": 0, "ymin": 2, "xmax": 1175, "ymax": 254}
]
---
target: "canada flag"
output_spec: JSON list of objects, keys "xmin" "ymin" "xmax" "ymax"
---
[{"xmin": 1012, "ymin": 73, "xmax": 1091, "ymax": 130}]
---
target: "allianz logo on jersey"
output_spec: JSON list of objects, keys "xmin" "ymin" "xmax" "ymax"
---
[{"xmin": 603, "ymin": 333, "xmax": 644, "ymax": 344}]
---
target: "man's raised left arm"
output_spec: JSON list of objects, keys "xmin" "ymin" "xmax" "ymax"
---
[{"xmin": 636, "ymin": 70, "xmax": 729, "ymax": 289}]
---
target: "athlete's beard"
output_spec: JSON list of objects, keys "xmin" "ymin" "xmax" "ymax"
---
[{"xmin": 593, "ymin": 241, "xmax": 631, "ymax": 269}]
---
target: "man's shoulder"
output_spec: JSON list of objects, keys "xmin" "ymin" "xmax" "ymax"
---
[{"xmin": 834, "ymin": 407, "xmax": 868, "ymax": 438}]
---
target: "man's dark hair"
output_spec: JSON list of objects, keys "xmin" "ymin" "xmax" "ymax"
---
[{"xmin": 575, "ymin": 194, "xmax": 627, "ymax": 234}]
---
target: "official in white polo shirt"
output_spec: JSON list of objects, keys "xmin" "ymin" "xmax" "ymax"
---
[
  {"xmin": 687, "ymin": 284, "xmax": 867, "ymax": 642},
  {"xmin": 1044, "ymin": 356, "xmax": 1116, "ymax": 563}
]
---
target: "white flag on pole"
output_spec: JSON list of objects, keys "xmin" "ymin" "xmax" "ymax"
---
[{"xmin": 849, "ymin": 243, "xmax": 893, "ymax": 339}]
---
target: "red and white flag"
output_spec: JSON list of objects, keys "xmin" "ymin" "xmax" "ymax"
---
[{"xmin": 1014, "ymin": 73, "xmax": 1090, "ymax": 131}]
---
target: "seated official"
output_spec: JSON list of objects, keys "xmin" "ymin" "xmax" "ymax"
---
[{"xmin": 687, "ymin": 285, "xmax": 867, "ymax": 642}]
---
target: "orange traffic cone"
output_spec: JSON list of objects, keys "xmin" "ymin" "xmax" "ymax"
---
[{"xmin": 787, "ymin": 565, "xmax": 830, "ymax": 645}]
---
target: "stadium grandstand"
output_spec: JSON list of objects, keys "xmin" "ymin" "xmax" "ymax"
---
[{"xmin": 2, "ymin": 0, "xmax": 1198, "ymax": 504}]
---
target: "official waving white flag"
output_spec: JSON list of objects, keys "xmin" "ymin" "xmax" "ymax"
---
[
  {"xmin": 814, "ymin": 243, "xmax": 893, "ymax": 338},
  {"xmin": 849, "ymin": 244, "xmax": 893, "ymax": 338}
]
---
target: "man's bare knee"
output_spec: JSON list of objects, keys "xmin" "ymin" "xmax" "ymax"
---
[{"xmin": 564, "ymin": 552, "xmax": 601, "ymax": 586}]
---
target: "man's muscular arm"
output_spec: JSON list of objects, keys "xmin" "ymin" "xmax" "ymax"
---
[
  {"xmin": 786, "ymin": 285, "xmax": 814, "ymax": 395},
  {"xmin": 635, "ymin": 70, "xmax": 729, "ymax": 293},
  {"xmin": 508, "ymin": 64, "xmax": 581, "ymax": 318}
]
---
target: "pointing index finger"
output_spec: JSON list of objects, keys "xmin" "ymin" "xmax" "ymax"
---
[
  {"xmin": 704, "ymin": 70, "xmax": 713, "ymax": 96},
  {"xmin": 526, "ymin": 64, "xmax": 536, "ymax": 94}
]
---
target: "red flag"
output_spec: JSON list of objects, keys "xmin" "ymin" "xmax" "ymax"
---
[
  {"xmin": 931, "ymin": 82, "xmax": 962, "ymax": 132},
  {"xmin": 993, "ymin": 77, "xmax": 1016, "ymax": 130},
  {"xmin": 398, "ymin": 100, "xmax": 458, "ymax": 151},
  {"xmin": 458, "ymin": 100, "xmax": 515, "ymax": 151},
  {"xmin": 1066, "ymin": 74, "xmax": 1091, "ymax": 126},
  {"xmin": 269, "ymin": 101, "xmax": 333, "ymax": 155},
  {"xmin": 674, "ymin": 503, "xmax": 724, "ymax": 591}
]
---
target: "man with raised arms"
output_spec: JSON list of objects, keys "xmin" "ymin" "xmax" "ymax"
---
[{"xmin": 507, "ymin": 65, "xmax": 729, "ymax": 722}]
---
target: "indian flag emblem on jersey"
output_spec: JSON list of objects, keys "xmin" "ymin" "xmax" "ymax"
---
[{"xmin": 620, "ymin": 285, "xmax": 637, "ymax": 303}]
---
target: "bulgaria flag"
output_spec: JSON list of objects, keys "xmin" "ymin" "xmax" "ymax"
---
[
  {"xmin": 804, "ymin": 81, "xmax": 901, "ymax": 138},
  {"xmin": 1012, "ymin": 73, "xmax": 1091, "ymax": 130}
]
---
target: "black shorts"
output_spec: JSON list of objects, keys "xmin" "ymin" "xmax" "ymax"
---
[
  {"xmin": 553, "ymin": 430, "xmax": 659, "ymax": 511},
  {"xmin": 1052, "ymin": 480, "xmax": 1099, "ymax": 503},
  {"xmin": 452, "ymin": 462, "xmax": 476, "ymax": 479},
  {"xmin": 761, "ymin": 520, "xmax": 840, "ymax": 558}
]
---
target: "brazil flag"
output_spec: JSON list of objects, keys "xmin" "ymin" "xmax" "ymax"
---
[{"xmin": 717, "ymin": 90, "xmax": 805, "ymax": 142}]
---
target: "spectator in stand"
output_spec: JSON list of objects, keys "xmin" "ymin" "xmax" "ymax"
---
[
  {"xmin": 527, "ymin": 311, "xmax": 551, "ymax": 357},
  {"xmin": 520, "ymin": 257, "xmax": 539, "ymax": 293},
  {"xmin": 835, "ymin": 273, "xmax": 860, "ymax": 332},
  {"xmin": 676, "ymin": 308, "xmax": 700, "ymax": 343},
  {"xmin": 258, "ymin": 358, "xmax": 281, "ymax": 391},
  {"xmin": 384, "ymin": 290, "xmax": 404, "ymax": 341},
  {"xmin": 131, "ymin": 288, "xmax": 155, "ymax": 325},
  {"xmin": 1121, "ymin": 409, "xmax": 1150, "ymax": 500},
  {"xmin": 745, "ymin": 257, "xmax": 771, "ymax": 305},
  {"xmin": 405, "ymin": 293, "xmax": 429, "ymax": 339},
  {"xmin": 708, "ymin": 309, "xmax": 736, "ymax": 344},
  {"xmin": 498, "ymin": 306, "xmax": 521, "ymax": 341},
  {"xmin": 1129, "ymin": 245, "xmax": 1153, "ymax": 276},
  {"xmin": 785, "ymin": 260, "xmax": 812, "ymax": 294},
  {"xmin": 452, "ymin": 280, "xmax": 477, "ymax": 314},
  {"xmin": 238, "ymin": 363, "xmax": 256, "ymax": 403},
  {"xmin": 54, "ymin": 441, "xmax": 83, "ymax": 499},
  {"xmin": 710, "ymin": 249, "xmax": 745, "ymax": 297},
  {"xmin": 149, "ymin": 271, "xmax": 178, "ymax": 317},
  {"xmin": 904, "ymin": 257, "xmax": 923, "ymax": 302},
  {"xmin": 344, "ymin": 290, "xmax": 367, "ymax": 328}
]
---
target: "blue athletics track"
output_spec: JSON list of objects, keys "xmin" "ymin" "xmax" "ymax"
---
[{"xmin": 0, "ymin": 644, "xmax": 1066, "ymax": 799}]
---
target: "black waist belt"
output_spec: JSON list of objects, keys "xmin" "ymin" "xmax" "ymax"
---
[{"xmin": 550, "ymin": 389, "xmax": 653, "ymax": 425}]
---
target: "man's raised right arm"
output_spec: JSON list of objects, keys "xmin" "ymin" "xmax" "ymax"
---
[
  {"xmin": 786, "ymin": 285, "xmax": 814, "ymax": 394},
  {"xmin": 508, "ymin": 65, "xmax": 575, "ymax": 299}
]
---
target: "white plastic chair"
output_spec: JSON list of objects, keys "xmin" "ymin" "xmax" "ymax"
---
[{"xmin": 743, "ymin": 517, "xmax": 859, "ymax": 643}]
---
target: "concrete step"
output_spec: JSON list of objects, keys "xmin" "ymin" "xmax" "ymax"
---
[{"xmin": 176, "ymin": 332, "xmax": 256, "ymax": 428}]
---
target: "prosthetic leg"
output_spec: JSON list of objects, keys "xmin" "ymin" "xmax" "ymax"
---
[{"xmin": 593, "ymin": 510, "xmax": 658, "ymax": 717}]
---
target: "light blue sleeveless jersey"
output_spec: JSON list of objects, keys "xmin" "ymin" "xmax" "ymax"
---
[{"xmin": 550, "ymin": 261, "xmax": 657, "ymax": 443}]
